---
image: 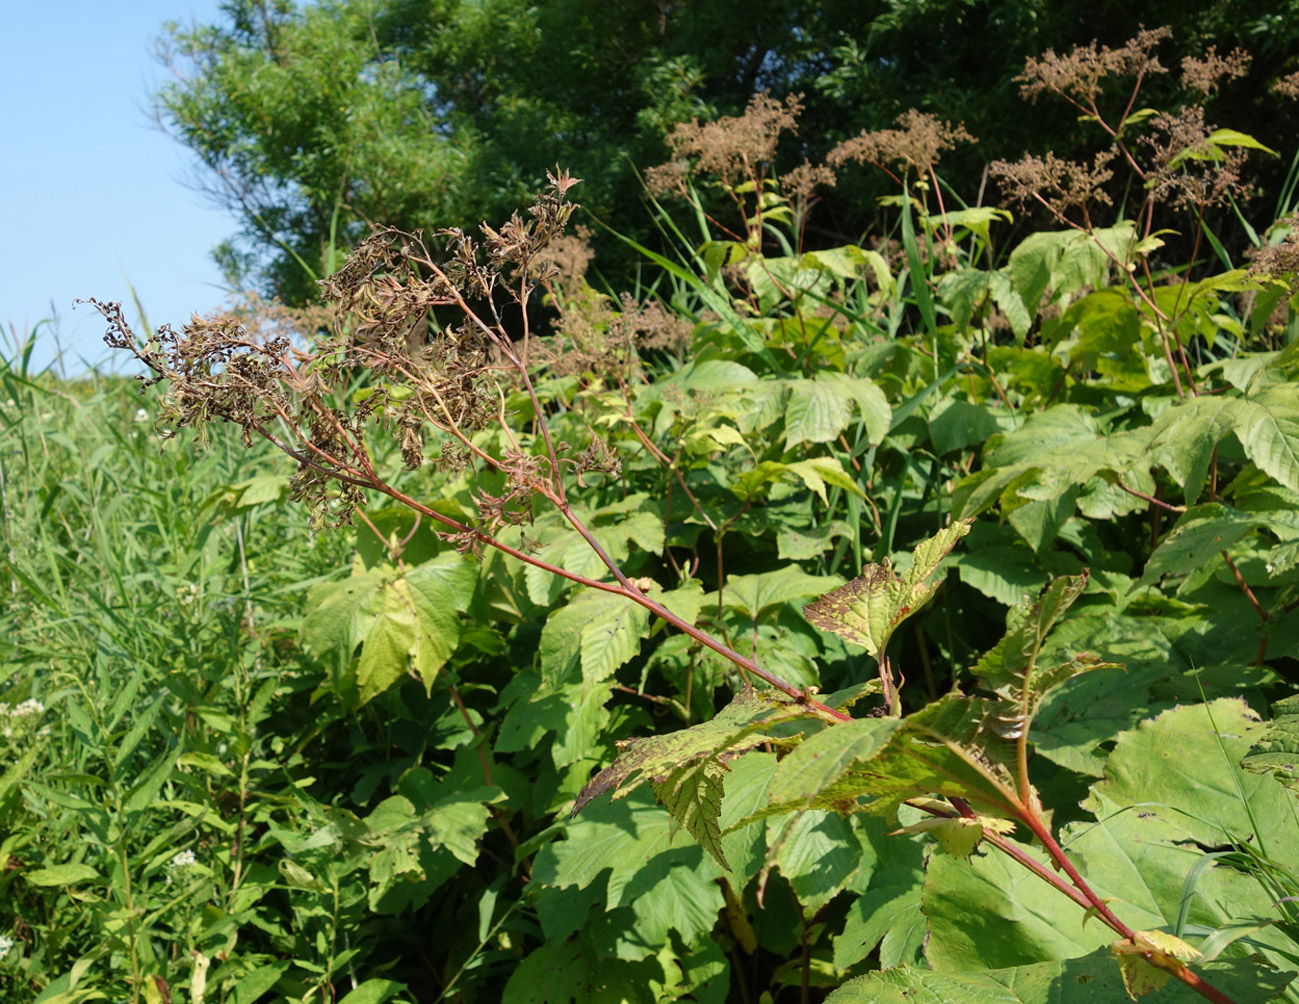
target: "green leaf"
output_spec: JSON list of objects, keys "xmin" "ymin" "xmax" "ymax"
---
[
  {"xmin": 974, "ymin": 573, "xmax": 1117, "ymax": 739},
  {"xmin": 539, "ymin": 588, "xmax": 650, "ymax": 686},
  {"xmin": 1241, "ymin": 694, "xmax": 1299, "ymax": 791},
  {"xmin": 24, "ymin": 863, "xmax": 99, "ymax": 887},
  {"xmin": 802, "ymin": 521, "xmax": 970, "ymax": 658},
  {"xmin": 502, "ymin": 934, "xmax": 661, "ymax": 1003},
  {"xmin": 772, "ymin": 809, "xmax": 867, "ymax": 910},
  {"xmin": 928, "ymin": 397, "xmax": 1016, "ymax": 455},
  {"xmin": 719, "ymin": 566, "xmax": 844, "ymax": 621},
  {"xmin": 1233, "ymin": 389, "xmax": 1299, "ymax": 493},
  {"xmin": 230, "ymin": 964, "xmax": 290, "ymax": 1004},
  {"xmin": 301, "ymin": 555, "xmax": 476, "ymax": 702},
  {"xmin": 834, "ymin": 869, "xmax": 926, "ymax": 971},
  {"xmin": 823, "ymin": 948, "xmax": 1293, "ymax": 1003},
  {"xmin": 765, "ymin": 718, "xmax": 905, "ymax": 812},
  {"xmin": 1136, "ymin": 504, "xmax": 1262, "ymax": 591},
  {"xmin": 336, "ymin": 980, "xmax": 404, "ymax": 1004}
]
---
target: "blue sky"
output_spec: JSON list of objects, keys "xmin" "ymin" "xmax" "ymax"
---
[{"xmin": 1, "ymin": 1, "xmax": 236, "ymax": 376}]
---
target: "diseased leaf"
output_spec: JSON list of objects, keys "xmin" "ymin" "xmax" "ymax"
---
[
  {"xmin": 765, "ymin": 717, "xmax": 904, "ymax": 812},
  {"xmin": 572, "ymin": 687, "xmax": 809, "ymax": 816},
  {"xmin": 651, "ymin": 757, "xmax": 730, "ymax": 870},
  {"xmin": 802, "ymin": 521, "xmax": 970, "ymax": 658}
]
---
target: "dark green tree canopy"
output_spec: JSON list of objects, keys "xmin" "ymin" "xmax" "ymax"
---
[{"xmin": 157, "ymin": 0, "xmax": 1299, "ymax": 303}]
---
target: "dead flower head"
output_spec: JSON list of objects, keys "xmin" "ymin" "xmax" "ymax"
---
[
  {"xmin": 653, "ymin": 92, "xmax": 803, "ymax": 191},
  {"xmin": 827, "ymin": 110, "xmax": 975, "ymax": 177},
  {"xmin": 1017, "ymin": 26, "xmax": 1172, "ymax": 107},
  {"xmin": 1247, "ymin": 216, "xmax": 1299, "ymax": 279},
  {"xmin": 1274, "ymin": 71, "xmax": 1299, "ymax": 101},
  {"xmin": 990, "ymin": 151, "xmax": 1116, "ymax": 222},
  {"xmin": 1141, "ymin": 105, "xmax": 1250, "ymax": 211},
  {"xmin": 1180, "ymin": 46, "xmax": 1251, "ymax": 96}
]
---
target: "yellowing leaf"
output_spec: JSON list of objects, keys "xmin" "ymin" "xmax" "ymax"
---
[{"xmin": 803, "ymin": 521, "xmax": 970, "ymax": 658}]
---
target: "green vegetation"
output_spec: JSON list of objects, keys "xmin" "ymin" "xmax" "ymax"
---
[{"xmin": 5, "ymin": 18, "xmax": 1299, "ymax": 1004}]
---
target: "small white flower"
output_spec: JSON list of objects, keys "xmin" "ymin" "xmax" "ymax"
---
[
  {"xmin": 0, "ymin": 704, "xmax": 8, "ymax": 716},
  {"xmin": 0, "ymin": 935, "xmax": 13, "ymax": 960},
  {"xmin": 3, "ymin": 400, "xmax": 13, "ymax": 408},
  {"xmin": 134, "ymin": 408, "xmax": 149, "ymax": 423},
  {"xmin": 37, "ymin": 726, "xmax": 50, "ymax": 738},
  {"xmin": 13, "ymin": 699, "xmax": 43, "ymax": 718},
  {"xmin": 170, "ymin": 849, "xmax": 197, "ymax": 870},
  {"xmin": 1, "ymin": 727, "xmax": 11, "ymax": 739}
]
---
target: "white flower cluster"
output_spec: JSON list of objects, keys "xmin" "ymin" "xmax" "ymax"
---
[
  {"xmin": 0, "ymin": 699, "xmax": 44, "ymax": 718},
  {"xmin": 170, "ymin": 849, "xmax": 198, "ymax": 870},
  {"xmin": 177, "ymin": 582, "xmax": 202, "ymax": 606},
  {"xmin": 0, "ymin": 935, "xmax": 13, "ymax": 961}
]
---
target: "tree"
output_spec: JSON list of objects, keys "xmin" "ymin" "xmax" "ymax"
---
[{"xmin": 156, "ymin": 0, "xmax": 1299, "ymax": 303}]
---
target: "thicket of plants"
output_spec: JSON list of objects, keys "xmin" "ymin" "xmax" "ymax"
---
[{"xmin": 4, "ymin": 23, "xmax": 1299, "ymax": 1004}]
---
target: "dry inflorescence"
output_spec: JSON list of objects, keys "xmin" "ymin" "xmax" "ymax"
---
[
  {"xmin": 1180, "ymin": 46, "xmax": 1251, "ymax": 96},
  {"xmin": 1016, "ymin": 26, "xmax": 1171, "ymax": 108},
  {"xmin": 1247, "ymin": 216, "xmax": 1299, "ymax": 278},
  {"xmin": 647, "ymin": 92, "xmax": 803, "ymax": 195},
  {"xmin": 1141, "ymin": 105, "xmax": 1250, "ymax": 211},
  {"xmin": 990, "ymin": 151, "xmax": 1116, "ymax": 223},
  {"xmin": 1274, "ymin": 71, "xmax": 1299, "ymax": 100},
  {"xmin": 92, "ymin": 170, "xmax": 594, "ymax": 534},
  {"xmin": 828, "ymin": 110, "xmax": 975, "ymax": 178}
]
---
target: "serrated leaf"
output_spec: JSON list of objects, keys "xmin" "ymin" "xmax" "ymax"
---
[
  {"xmin": 1233, "ymin": 389, "xmax": 1299, "ymax": 493},
  {"xmin": 974, "ymin": 573, "xmax": 1117, "ymax": 739},
  {"xmin": 772, "ymin": 809, "xmax": 864, "ymax": 910},
  {"xmin": 651, "ymin": 758, "xmax": 730, "ymax": 870},
  {"xmin": 784, "ymin": 373, "xmax": 890, "ymax": 448},
  {"xmin": 539, "ymin": 588, "xmax": 650, "ymax": 685},
  {"xmin": 836, "ymin": 695, "xmax": 1021, "ymax": 820},
  {"xmin": 719, "ymin": 565, "xmax": 843, "ymax": 621},
  {"xmin": 573, "ymin": 687, "xmax": 807, "ymax": 815},
  {"xmin": 890, "ymin": 813, "xmax": 1014, "ymax": 859},
  {"xmin": 802, "ymin": 521, "xmax": 970, "ymax": 658},
  {"xmin": 1136, "ymin": 504, "xmax": 1263, "ymax": 591},
  {"xmin": 766, "ymin": 717, "xmax": 905, "ymax": 812}
]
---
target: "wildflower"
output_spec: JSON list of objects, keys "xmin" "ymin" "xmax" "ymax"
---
[
  {"xmin": 37, "ymin": 725, "xmax": 50, "ymax": 738},
  {"xmin": 0, "ymin": 935, "xmax": 13, "ymax": 961},
  {"xmin": 134, "ymin": 408, "xmax": 149, "ymax": 423},
  {"xmin": 12, "ymin": 699, "xmax": 44, "ymax": 718},
  {"xmin": 170, "ymin": 849, "xmax": 197, "ymax": 870}
]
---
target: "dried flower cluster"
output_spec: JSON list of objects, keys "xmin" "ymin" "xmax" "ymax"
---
[
  {"xmin": 828, "ymin": 110, "xmax": 975, "ymax": 177},
  {"xmin": 647, "ymin": 92, "xmax": 803, "ymax": 194},
  {"xmin": 1141, "ymin": 105, "xmax": 1249, "ymax": 211},
  {"xmin": 1017, "ymin": 26, "xmax": 1171, "ymax": 108},
  {"xmin": 1247, "ymin": 216, "xmax": 1299, "ymax": 278},
  {"xmin": 94, "ymin": 171, "xmax": 600, "ymax": 535},
  {"xmin": 1274, "ymin": 71, "xmax": 1299, "ymax": 101},
  {"xmin": 990, "ymin": 151, "xmax": 1116, "ymax": 224},
  {"xmin": 1180, "ymin": 46, "xmax": 1251, "ymax": 96}
]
